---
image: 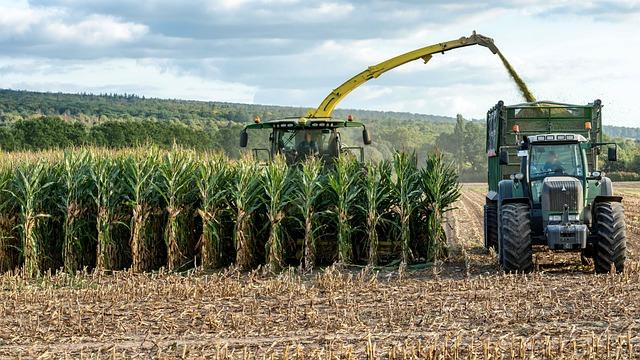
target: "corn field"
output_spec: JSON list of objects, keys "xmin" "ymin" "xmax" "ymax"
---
[{"xmin": 0, "ymin": 148, "xmax": 460, "ymax": 275}]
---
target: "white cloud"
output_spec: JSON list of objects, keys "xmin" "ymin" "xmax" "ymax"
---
[
  {"xmin": 44, "ymin": 15, "xmax": 148, "ymax": 45},
  {"xmin": 206, "ymin": 0, "xmax": 301, "ymax": 12},
  {"xmin": 0, "ymin": 1, "xmax": 60, "ymax": 37},
  {"xmin": 205, "ymin": 0, "xmax": 353, "ymax": 24},
  {"xmin": 0, "ymin": 1, "xmax": 147, "ymax": 45}
]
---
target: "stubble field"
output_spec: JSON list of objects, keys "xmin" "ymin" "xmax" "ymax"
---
[{"xmin": 1, "ymin": 183, "xmax": 639, "ymax": 359}]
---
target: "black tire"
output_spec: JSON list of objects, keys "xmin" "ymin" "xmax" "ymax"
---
[
  {"xmin": 499, "ymin": 203, "xmax": 533, "ymax": 273},
  {"xmin": 593, "ymin": 202, "xmax": 626, "ymax": 274},
  {"xmin": 483, "ymin": 203, "xmax": 498, "ymax": 252}
]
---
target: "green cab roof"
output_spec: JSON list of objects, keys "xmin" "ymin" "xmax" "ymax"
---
[
  {"xmin": 528, "ymin": 133, "xmax": 588, "ymax": 143},
  {"xmin": 244, "ymin": 117, "xmax": 365, "ymax": 130}
]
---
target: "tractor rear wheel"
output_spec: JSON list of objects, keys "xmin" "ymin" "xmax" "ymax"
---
[
  {"xmin": 593, "ymin": 202, "xmax": 626, "ymax": 274},
  {"xmin": 499, "ymin": 203, "xmax": 533, "ymax": 273},
  {"xmin": 483, "ymin": 203, "xmax": 498, "ymax": 252}
]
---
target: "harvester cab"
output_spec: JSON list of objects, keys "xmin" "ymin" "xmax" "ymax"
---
[
  {"xmin": 484, "ymin": 100, "xmax": 627, "ymax": 273},
  {"xmin": 240, "ymin": 116, "xmax": 371, "ymax": 165}
]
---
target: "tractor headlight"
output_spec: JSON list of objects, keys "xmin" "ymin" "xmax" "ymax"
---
[{"xmin": 548, "ymin": 214, "xmax": 579, "ymax": 222}]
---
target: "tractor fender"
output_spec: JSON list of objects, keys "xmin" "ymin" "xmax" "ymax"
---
[
  {"xmin": 497, "ymin": 180, "xmax": 512, "ymax": 216},
  {"xmin": 486, "ymin": 190, "xmax": 498, "ymax": 204},
  {"xmin": 599, "ymin": 177, "xmax": 613, "ymax": 196},
  {"xmin": 593, "ymin": 195, "xmax": 623, "ymax": 204},
  {"xmin": 497, "ymin": 180, "xmax": 513, "ymax": 202},
  {"xmin": 498, "ymin": 179, "xmax": 530, "ymax": 208}
]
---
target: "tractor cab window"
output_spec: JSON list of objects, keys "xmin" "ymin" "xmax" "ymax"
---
[
  {"xmin": 528, "ymin": 143, "xmax": 586, "ymax": 205},
  {"xmin": 529, "ymin": 143, "xmax": 585, "ymax": 179}
]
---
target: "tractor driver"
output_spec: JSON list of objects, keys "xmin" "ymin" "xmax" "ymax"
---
[
  {"xmin": 297, "ymin": 131, "xmax": 319, "ymax": 158},
  {"xmin": 543, "ymin": 151, "xmax": 564, "ymax": 173}
]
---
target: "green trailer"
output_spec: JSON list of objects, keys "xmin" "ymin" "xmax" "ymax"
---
[{"xmin": 483, "ymin": 100, "xmax": 627, "ymax": 273}]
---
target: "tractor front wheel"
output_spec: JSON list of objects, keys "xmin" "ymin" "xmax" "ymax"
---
[
  {"xmin": 593, "ymin": 202, "xmax": 626, "ymax": 274},
  {"xmin": 499, "ymin": 203, "xmax": 533, "ymax": 273}
]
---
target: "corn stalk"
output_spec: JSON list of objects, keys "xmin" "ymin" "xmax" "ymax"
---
[
  {"xmin": 157, "ymin": 149, "xmax": 196, "ymax": 271},
  {"xmin": 261, "ymin": 156, "xmax": 293, "ymax": 272},
  {"xmin": 357, "ymin": 160, "xmax": 394, "ymax": 266},
  {"xmin": 293, "ymin": 156, "xmax": 323, "ymax": 271},
  {"xmin": 393, "ymin": 152, "xmax": 421, "ymax": 265},
  {"xmin": 0, "ymin": 164, "xmax": 18, "ymax": 272},
  {"xmin": 59, "ymin": 150, "xmax": 91, "ymax": 273},
  {"xmin": 90, "ymin": 155, "xmax": 121, "ymax": 272},
  {"xmin": 327, "ymin": 156, "xmax": 361, "ymax": 264},
  {"xmin": 231, "ymin": 158, "xmax": 262, "ymax": 270},
  {"xmin": 196, "ymin": 154, "xmax": 230, "ymax": 269},
  {"xmin": 5, "ymin": 162, "xmax": 53, "ymax": 277},
  {"xmin": 420, "ymin": 152, "xmax": 461, "ymax": 261},
  {"xmin": 124, "ymin": 150, "xmax": 160, "ymax": 272}
]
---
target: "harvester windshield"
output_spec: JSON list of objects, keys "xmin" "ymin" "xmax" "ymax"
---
[{"xmin": 275, "ymin": 128, "xmax": 339, "ymax": 163}]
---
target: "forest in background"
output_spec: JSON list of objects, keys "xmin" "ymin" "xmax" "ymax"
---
[{"xmin": 0, "ymin": 89, "xmax": 638, "ymax": 181}]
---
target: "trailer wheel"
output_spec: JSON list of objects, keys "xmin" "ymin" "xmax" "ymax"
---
[
  {"xmin": 593, "ymin": 202, "xmax": 626, "ymax": 274},
  {"xmin": 499, "ymin": 203, "xmax": 533, "ymax": 273},
  {"xmin": 483, "ymin": 203, "xmax": 498, "ymax": 252}
]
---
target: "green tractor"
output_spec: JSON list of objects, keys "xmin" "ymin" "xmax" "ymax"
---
[
  {"xmin": 239, "ymin": 116, "xmax": 371, "ymax": 165},
  {"xmin": 484, "ymin": 100, "xmax": 627, "ymax": 273}
]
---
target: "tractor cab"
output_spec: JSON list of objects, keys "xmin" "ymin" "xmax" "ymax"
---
[
  {"xmin": 512, "ymin": 134, "xmax": 590, "ymax": 206},
  {"xmin": 240, "ymin": 117, "xmax": 371, "ymax": 165}
]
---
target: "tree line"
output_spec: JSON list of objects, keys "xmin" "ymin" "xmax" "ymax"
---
[{"xmin": 0, "ymin": 117, "xmax": 245, "ymax": 158}]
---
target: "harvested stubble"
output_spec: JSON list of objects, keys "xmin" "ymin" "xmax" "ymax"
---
[
  {"xmin": 1, "ymin": 263, "xmax": 640, "ymax": 358},
  {"xmin": 0, "ymin": 147, "xmax": 460, "ymax": 275}
]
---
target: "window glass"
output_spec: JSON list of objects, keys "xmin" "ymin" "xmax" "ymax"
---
[
  {"xmin": 275, "ymin": 129, "xmax": 335, "ymax": 156},
  {"xmin": 528, "ymin": 143, "xmax": 585, "ymax": 205},
  {"xmin": 529, "ymin": 143, "xmax": 584, "ymax": 178}
]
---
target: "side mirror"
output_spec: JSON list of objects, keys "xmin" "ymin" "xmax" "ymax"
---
[
  {"xmin": 240, "ymin": 130, "xmax": 248, "ymax": 148},
  {"xmin": 362, "ymin": 128, "xmax": 372, "ymax": 145},
  {"xmin": 499, "ymin": 149, "xmax": 509, "ymax": 165},
  {"xmin": 608, "ymin": 146, "xmax": 617, "ymax": 162}
]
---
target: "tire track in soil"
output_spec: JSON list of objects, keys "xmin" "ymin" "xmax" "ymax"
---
[
  {"xmin": 446, "ymin": 191, "xmax": 480, "ymax": 250},
  {"xmin": 446, "ymin": 185, "xmax": 497, "ymax": 273},
  {"xmin": 461, "ymin": 186, "xmax": 487, "ymax": 205},
  {"xmin": 458, "ymin": 192, "xmax": 484, "ymax": 245}
]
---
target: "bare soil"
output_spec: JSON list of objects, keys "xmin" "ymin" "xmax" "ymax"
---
[{"xmin": 1, "ymin": 183, "xmax": 639, "ymax": 359}]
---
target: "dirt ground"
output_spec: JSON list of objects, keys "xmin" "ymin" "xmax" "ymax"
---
[{"xmin": 1, "ymin": 183, "xmax": 639, "ymax": 359}]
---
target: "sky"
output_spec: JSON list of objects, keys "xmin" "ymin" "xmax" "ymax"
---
[{"xmin": 0, "ymin": 0, "xmax": 639, "ymax": 126}]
